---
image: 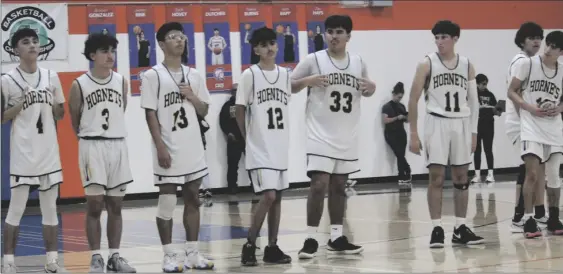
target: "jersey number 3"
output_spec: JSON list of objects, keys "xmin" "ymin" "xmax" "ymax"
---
[
  {"xmin": 330, "ymin": 91, "xmax": 352, "ymax": 113},
  {"xmin": 267, "ymin": 107, "xmax": 284, "ymax": 129},
  {"xmin": 172, "ymin": 106, "xmax": 189, "ymax": 131},
  {"xmin": 445, "ymin": 91, "xmax": 460, "ymax": 112}
]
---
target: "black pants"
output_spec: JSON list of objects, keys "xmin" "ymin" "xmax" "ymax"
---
[
  {"xmin": 227, "ymin": 141, "xmax": 244, "ymax": 189},
  {"xmin": 384, "ymin": 130, "xmax": 411, "ymax": 180},
  {"xmin": 474, "ymin": 119, "xmax": 494, "ymax": 170}
]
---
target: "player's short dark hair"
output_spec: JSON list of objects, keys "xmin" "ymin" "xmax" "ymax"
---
[
  {"xmin": 325, "ymin": 15, "xmax": 353, "ymax": 34},
  {"xmin": 249, "ymin": 27, "xmax": 277, "ymax": 47},
  {"xmin": 431, "ymin": 20, "xmax": 460, "ymax": 38},
  {"xmin": 391, "ymin": 82, "xmax": 404, "ymax": 95},
  {"xmin": 514, "ymin": 22, "xmax": 543, "ymax": 49},
  {"xmin": 476, "ymin": 74, "xmax": 488, "ymax": 84},
  {"xmin": 11, "ymin": 28, "xmax": 38, "ymax": 49},
  {"xmin": 83, "ymin": 32, "xmax": 118, "ymax": 61},
  {"xmin": 545, "ymin": 30, "xmax": 563, "ymax": 50},
  {"xmin": 157, "ymin": 22, "xmax": 183, "ymax": 42}
]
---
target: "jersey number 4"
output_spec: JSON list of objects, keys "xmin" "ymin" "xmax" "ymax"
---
[
  {"xmin": 330, "ymin": 91, "xmax": 352, "ymax": 113},
  {"xmin": 445, "ymin": 91, "xmax": 461, "ymax": 112},
  {"xmin": 172, "ymin": 106, "xmax": 189, "ymax": 131},
  {"xmin": 267, "ymin": 107, "xmax": 284, "ymax": 129}
]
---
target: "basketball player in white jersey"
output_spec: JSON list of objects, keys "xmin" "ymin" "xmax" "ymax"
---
[
  {"xmin": 1, "ymin": 28, "xmax": 66, "ymax": 273},
  {"xmin": 207, "ymin": 28, "xmax": 227, "ymax": 65},
  {"xmin": 140, "ymin": 22, "xmax": 213, "ymax": 272},
  {"xmin": 291, "ymin": 15, "xmax": 375, "ymax": 258},
  {"xmin": 507, "ymin": 30, "xmax": 563, "ymax": 238},
  {"xmin": 68, "ymin": 33, "xmax": 136, "ymax": 273},
  {"xmin": 505, "ymin": 22, "xmax": 547, "ymax": 233},
  {"xmin": 408, "ymin": 20, "xmax": 484, "ymax": 248},
  {"xmin": 235, "ymin": 26, "xmax": 292, "ymax": 266}
]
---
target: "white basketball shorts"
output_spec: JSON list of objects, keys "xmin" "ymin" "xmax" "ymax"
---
[
  {"xmin": 424, "ymin": 114, "xmax": 472, "ymax": 167},
  {"xmin": 512, "ymin": 137, "xmax": 525, "ymax": 166},
  {"xmin": 154, "ymin": 168, "xmax": 208, "ymax": 186},
  {"xmin": 248, "ymin": 169, "xmax": 289, "ymax": 194},
  {"xmin": 521, "ymin": 140, "xmax": 563, "ymax": 163},
  {"xmin": 79, "ymin": 138, "xmax": 133, "ymax": 194},
  {"xmin": 306, "ymin": 154, "xmax": 359, "ymax": 178},
  {"xmin": 10, "ymin": 170, "xmax": 62, "ymax": 191}
]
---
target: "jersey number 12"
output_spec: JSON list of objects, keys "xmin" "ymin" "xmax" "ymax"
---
[
  {"xmin": 445, "ymin": 91, "xmax": 460, "ymax": 112},
  {"xmin": 267, "ymin": 107, "xmax": 284, "ymax": 129}
]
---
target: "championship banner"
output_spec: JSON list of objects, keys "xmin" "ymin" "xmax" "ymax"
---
[
  {"xmin": 165, "ymin": 5, "xmax": 196, "ymax": 67},
  {"xmin": 239, "ymin": 5, "xmax": 267, "ymax": 71},
  {"xmin": 272, "ymin": 5, "xmax": 299, "ymax": 70},
  {"xmin": 203, "ymin": 5, "xmax": 232, "ymax": 93},
  {"xmin": 126, "ymin": 5, "xmax": 156, "ymax": 96},
  {"xmin": 306, "ymin": 5, "xmax": 328, "ymax": 54},
  {"xmin": 1, "ymin": 3, "xmax": 69, "ymax": 63},
  {"xmin": 87, "ymin": 5, "xmax": 117, "ymax": 69}
]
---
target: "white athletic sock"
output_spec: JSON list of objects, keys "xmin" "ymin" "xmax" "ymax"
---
[
  {"xmin": 307, "ymin": 226, "xmax": 318, "ymax": 240},
  {"xmin": 3, "ymin": 254, "xmax": 15, "ymax": 264},
  {"xmin": 455, "ymin": 217, "xmax": 465, "ymax": 229},
  {"xmin": 330, "ymin": 225, "xmax": 343, "ymax": 242},
  {"xmin": 185, "ymin": 241, "xmax": 198, "ymax": 253},
  {"xmin": 163, "ymin": 244, "xmax": 174, "ymax": 255},
  {"xmin": 474, "ymin": 170, "xmax": 480, "ymax": 176},
  {"xmin": 91, "ymin": 250, "xmax": 102, "ymax": 257},
  {"xmin": 488, "ymin": 170, "xmax": 494, "ymax": 176},
  {"xmin": 46, "ymin": 251, "xmax": 58, "ymax": 263},
  {"xmin": 431, "ymin": 219, "xmax": 442, "ymax": 228},
  {"xmin": 108, "ymin": 249, "xmax": 119, "ymax": 257}
]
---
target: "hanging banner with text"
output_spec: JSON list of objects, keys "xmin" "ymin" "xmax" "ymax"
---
[
  {"xmin": 165, "ymin": 5, "xmax": 196, "ymax": 68},
  {"xmin": 203, "ymin": 5, "xmax": 232, "ymax": 93},
  {"xmin": 1, "ymin": 3, "xmax": 69, "ymax": 63},
  {"xmin": 239, "ymin": 5, "xmax": 267, "ymax": 71},
  {"xmin": 127, "ymin": 5, "xmax": 156, "ymax": 96},
  {"xmin": 306, "ymin": 5, "xmax": 328, "ymax": 54},
  {"xmin": 87, "ymin": 5, "xmax": 117, "ymax": 69},
  {"xmin": 272, "ymin": 5, "xmax": 299, "ymax": 70}
]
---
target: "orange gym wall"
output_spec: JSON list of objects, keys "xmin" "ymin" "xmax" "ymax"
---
[{"xmin": 3, "ymin": 0, "xmax": 562, "ymax": 199}]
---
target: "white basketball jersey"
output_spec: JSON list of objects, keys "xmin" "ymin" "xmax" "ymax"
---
[
  {"xmin": 209, "ymin": 36, "xmax": 225, "ymax": 49},
  {"xmin": 76, "ymin": 71, "xmax": 127, "ymax": 138},
  {"xmin": 150, "ymin": 64, "xmax": 206, "ymax": 176},
  {"xmin": 425, "ymin": 53, "xmax": 471, "ymax": 118},
  {"xmin": 3, "ymin": 68, "xmax": 61, "ymax": 176},
  {"xmin": 306, "ymin": 50, "xmax": 363, "ymax": 160},
  {"xmin": 520, "ymin": 56, "xmax": 563, "ymax": 146},
  {"xmin": 505, "ymin": 53, "xmax": 528, "ymax": 134},
  {"xmin": 244, "ymin": 65, "xmax": 291, "ymax": 170}
]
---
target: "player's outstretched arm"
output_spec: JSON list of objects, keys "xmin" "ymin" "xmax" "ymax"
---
[
  {"xmin": 407, "ymin": 59, "xmax": 430, "ymax": 136},
  {"xmin": 467, "ymin": 62, "xmax": 479, "ymax": 134},
  {"xmin": 68, "ymin": 80, "xmax": 83, "ymax": 136}
]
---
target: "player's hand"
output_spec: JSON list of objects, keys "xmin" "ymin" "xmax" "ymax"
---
[
  {"xmin": 307, "ymin": 75, "xmax": 329, "ymax": 88},
  {"xmin": 227, "ymin": 133, "xmax": 237, "ymax": 142},
  {"xmin": 471, "ymin": 133, "xmax": 477, "ymax": 153},
  {"xmin": 545, "ymin": 105, "xmax": 563, "ymax": 117},
  {"xmin": 523, "ymin": 103, "xmax": 549, "ymax": 117},
  {"xmin": 179, "ymin": 84, "xmax": 195, "ymax": 100},
  {"xmin": 157, "ymin": 146, "xmax": 172, "ymax": 169},
  {"xmin": 397, "ymin": 114, "xmax": 406, "ymax": 121},
  {"xmin": 409, "ymin": 133, "xmax": 422, "ymax": 155},
  {"xmin": 359, "ymin": 78, "xmax": 376, "ymax": 96}
]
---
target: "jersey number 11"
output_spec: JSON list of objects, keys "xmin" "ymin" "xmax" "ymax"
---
[{"xmin": 445, "ymin": 91, "xmax": 460, "ymax": 112}]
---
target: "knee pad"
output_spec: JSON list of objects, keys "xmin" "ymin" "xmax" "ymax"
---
[
  {"xmin": 453, "ymin": 182, "xmax": 470, "ymax": 190},
  {"xmin": 39, "ymin": 186, "xmax": 59, "ymax": 226},
  {"xmin": 546, "ymin": 154, "xmax": 562, "ymax": 188},
  {"xmin": 5, "ymin": 186, "xmax": 30, "ymax": 226},
  {"xmin": 157, "ymin": 194, "xmax": 177, "ymax": 220},
  {"xmin": 517, "ymin": 164, "xmax": 526, "ymax": 185}
]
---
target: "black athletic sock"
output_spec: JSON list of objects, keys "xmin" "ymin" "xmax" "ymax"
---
[
  {"xmin": 549, "ymin": 207, "xmax": 559, "ymax": 221},
  {"xmin": 534, "ymin": 205, "xmax": 545, "ymax": 219},
  {"xmin": 513, "ymin": 208, "xmax": 524, "ymax": 222}
]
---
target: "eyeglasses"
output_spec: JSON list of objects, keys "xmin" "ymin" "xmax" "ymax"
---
[{"xmin": 167, "ymin": 33, "xmax": 187, "ymax": 41}]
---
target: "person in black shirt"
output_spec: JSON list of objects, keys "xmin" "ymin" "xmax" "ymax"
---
[
  {"xmin": 382, "ymin": 82, "xmax": 411, "ymax": 189},
  {"xmin": 220, "ymin": 84, "xmax": 244, "ymax": 194},
  {"xmin": 198, "ymin": 115, "xmax": 213, "ymax": 199},
  {"xmin": 471, "ymin": 74, "xmax": 501, "ymax": 184}
]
